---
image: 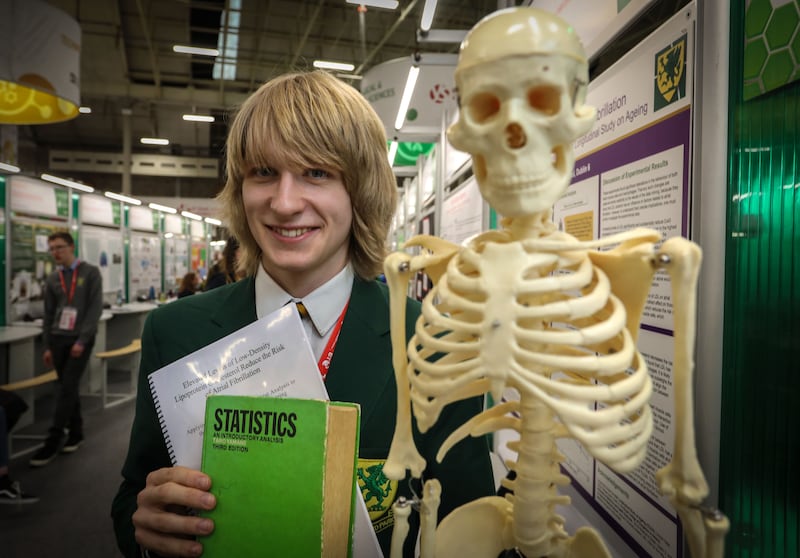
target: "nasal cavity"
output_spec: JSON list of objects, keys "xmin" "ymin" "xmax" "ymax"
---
[{"xmin": 505, "ymin": 123, "xmax": 526, "ymax": 149}]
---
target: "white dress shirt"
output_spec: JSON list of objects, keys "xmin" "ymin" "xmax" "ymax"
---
[{"xmin": 254, "ymin": 264, "xmax": 353, "ymax": 361}]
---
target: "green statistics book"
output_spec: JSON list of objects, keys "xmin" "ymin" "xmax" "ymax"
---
[{"xmin": 199, "ymin": 395, "xmax": 361, "ymax": 557}]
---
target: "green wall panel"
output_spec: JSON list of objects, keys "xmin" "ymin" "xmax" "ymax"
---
[{"xmin": 721, "ymin": 3, "xmax": 799, "ymax": 557}]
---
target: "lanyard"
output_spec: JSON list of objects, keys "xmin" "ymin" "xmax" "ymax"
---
[
  {"xmin": 58, "ymin": 261, "xmax": 80, "ymax": 305},
  {"xmin": 317, "ymin": 301, "xmax": 349, "ymax": 381}
]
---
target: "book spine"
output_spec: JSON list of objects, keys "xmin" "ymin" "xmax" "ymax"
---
[{"xmin": 149, "ymin": 374, "xmax": 177, "ymax": 465}]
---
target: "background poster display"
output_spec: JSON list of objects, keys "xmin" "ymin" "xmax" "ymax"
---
[
  {"xmin": 164, "ymin": 235, "xmax": 189, "ymax": 291},
  {"xmin": 128, "ymin": 232, "xmax": 162, "ymax": 298},
  {"xmin": 80, "ymin": 225, "xmax": 125, "ymax": 295},
  {"xmin": 550, "ymin": 8, "xmax": 695, "ymax": 558},
  {"xmin": 9, "ymin": 219, "xmax": 67, "ymax": 321},
  {"xmin": 440, "ymin": 176, "xmax": 484, "ymax": 245}
]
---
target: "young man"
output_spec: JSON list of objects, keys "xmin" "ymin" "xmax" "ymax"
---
[
  {"xmin": 30, "ymin": 232, "xmax": 103, "ymax": 467},
  {"xmin": 111, "ymin": 71, "xmax": 495, "ymax": 557}
]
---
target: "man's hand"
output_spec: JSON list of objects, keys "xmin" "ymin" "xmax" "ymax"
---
[
  {"xmin": 70, "ymin": 343, "xmax": 85, "ymax": 358},
  {"xmin": 43, "ymin": 349, "xmax": 53, "ymax": 368},
  {"xmin": 133, "ymin": 466, "xmax": 216, "ymax": 558}
]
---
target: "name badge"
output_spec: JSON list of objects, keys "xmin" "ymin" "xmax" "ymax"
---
[{"xmin": 59, "ymin": 306, "xmax": 78, "ymax": 330}]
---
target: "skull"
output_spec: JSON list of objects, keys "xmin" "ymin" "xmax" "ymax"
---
[{"xmin": 447, "ymin": 8, "xmax": 596, "ymax": 217}]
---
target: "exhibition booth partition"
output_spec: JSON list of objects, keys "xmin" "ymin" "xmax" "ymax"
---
[{"xmin": 0, "ymin": 174, "xmax": 217, "ymax": 419}]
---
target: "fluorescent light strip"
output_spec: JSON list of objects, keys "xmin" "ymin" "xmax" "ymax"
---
[
  {"xmin": 420, "ymin": 0, "xmax": 438, "ymax": 31},
  {"xmin": 388, "ymin": 141, "xmax": 399, "ymax": 166},
  {"xmin": 210, "ymin": 240, "xmax": 227, "ymax": 247},
  {"xmin": 345, "ymin": 0, "xmax": 398, "ymax": 8},
  {"xmin": 148, "ymin": 202, "xmax": 177, "ymax": 214},
  {"xmin": 182, "ymin": 114, "xmax": 215, "ymax": 122},
  {"xmin": 395, "ymin": 65, "xmax": 420, "ymax": 130},
  {"xmin": 140, "ymin": 137, "xmax": 169, "ymax": 145},
  {"xmin": 0, "ymin": 162, "xmax": 21, "ymax": 173},
  {"xmin": 79, "ymin": 106, "xmax": 92, "ymax": 114},
  {"xmin": 204, "ymin": 217, "xmax": 222, "ymax": 226},
  {"xmin": 181, "ymin": 210, "xmax": 203, "ymax": 221},
  {"xmin": 336, "ymin": 73, "xmax": 363, "ymax": 80},
  {"xmin": 104, "ymin": 191, "xmax": 142, "ymax": 205},
  {"xmin": 41, "ymin": 173, "xmax": 94, "ymax": 193},
  {"xmin": 313, "ymin": 60, "xmax": 355, "ymax": 71},
  {"xmin": 173, "ymin": 45, "xmax": 220, "ymax": 57},
  {"xmin": 164, "ymin": 232, "xmax": 174, "ymax": 239}
]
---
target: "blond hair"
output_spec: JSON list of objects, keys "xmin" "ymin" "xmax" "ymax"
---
[{"xmin": 218, "ymin": 71, "xmax": 397, "ymax": 280}]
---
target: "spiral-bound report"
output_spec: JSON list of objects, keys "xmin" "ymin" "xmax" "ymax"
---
[{"xmin": 148, "ymin": 304, "xmax": 327, "ymax": 470}]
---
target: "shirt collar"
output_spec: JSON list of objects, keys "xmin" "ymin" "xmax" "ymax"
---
[
  {"xmin": 58, "ymin": 259, "xmax": 80, "ymax": 272},
  {"xmin": 255, "ymin": 264, "xmax": 353, "ymax": 337}
]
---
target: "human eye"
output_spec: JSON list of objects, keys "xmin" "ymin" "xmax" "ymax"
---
[
  {"xmin": 250, "ymin": 166, "xmax": 276, "ymax": 178},
  {"xmin": 305, "ymin": 168, "xmax": 330, "ymax": 180}
]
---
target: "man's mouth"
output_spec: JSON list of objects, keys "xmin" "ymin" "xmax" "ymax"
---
[{"xmin": 270, "ymin": 226, "xmax": 314, "ymax": 238}]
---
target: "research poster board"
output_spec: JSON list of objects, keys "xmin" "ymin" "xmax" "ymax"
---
[
  {"xmin": 80, "ymin": 225, "xmax": 124, "ymax": 295},
  {"xmin": 128, "ymin": 232, "xmax": 161, "ymax": 298},
  {"xmin": 440, "ymin": 176, "xmax": 484, "ymax": 246},
  {"xmin": 79, "ymin": 194, "xmax": 124, "ymax": 295},
  {"xmin": 550, "ymin": 8, "xmax": 695, "ymax": 557},
  {"xmin": 164, "ymin": 235, "xmax": 189, "ymax": 292},
  {"xmin": 8, "ymin": 218, "xmax": 67, "ymax": 321},
  {"xmin": 7, "ymin": 177, "xmax": 70, "ymax": 322}
]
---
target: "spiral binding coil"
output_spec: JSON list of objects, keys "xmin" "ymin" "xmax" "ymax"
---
[{"xmin": 149, "ymin": 375, "xmax": 178, "ymax": 465}]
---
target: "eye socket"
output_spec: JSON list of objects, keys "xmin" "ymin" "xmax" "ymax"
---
[
  {"xmin": 528, "ymin": 86, "xmax": 561, "ymax": 115},
  {"xmin": 467, "ymin": 92, "xmax": 501, "ymax": 123}
]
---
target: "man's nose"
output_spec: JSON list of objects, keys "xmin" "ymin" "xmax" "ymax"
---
[{"xmin": 270, "ymin": 173, "xmax": 304, "ymax": 213}]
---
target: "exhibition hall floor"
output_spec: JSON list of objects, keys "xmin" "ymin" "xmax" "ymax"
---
[{"xmin": 2, "ymin": 373, "xmax": 133, "ymax": 558}]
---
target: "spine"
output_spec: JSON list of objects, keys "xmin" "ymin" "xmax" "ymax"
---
[{"xmin": 149, "ymin": 375, "xmax": 177, "ymax": 465}]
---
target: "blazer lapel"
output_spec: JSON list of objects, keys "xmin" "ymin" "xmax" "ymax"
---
[
  {"xmin": 209, "ymin": 277, "xmax": 258, "ymax": 334},
  {"xmin": 326, "ymin": 279, "xmax": 394, "ymax": 424}
]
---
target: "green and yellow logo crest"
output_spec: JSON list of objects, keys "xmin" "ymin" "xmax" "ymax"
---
[
  {"xmin": 357, "ymin": 459, "xmax": 398, "ymax": 521},
  {"xmin": 654, "ymin": 34, "xmax": 687, "ymax": 111}
]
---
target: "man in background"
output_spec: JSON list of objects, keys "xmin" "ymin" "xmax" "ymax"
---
[{"xmin": 30, "ymin": 232, "xmax": 103, "ymax": 467}]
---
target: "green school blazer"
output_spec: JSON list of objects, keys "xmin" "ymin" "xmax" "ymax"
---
[{"xmin": 111, "ymin": 277, "xmax": 495, "ymax": 557}]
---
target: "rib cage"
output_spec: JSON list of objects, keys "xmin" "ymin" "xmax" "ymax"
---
[{"xmin": 407, "ymin": 240, "xmax": 653, "ymax": 473}]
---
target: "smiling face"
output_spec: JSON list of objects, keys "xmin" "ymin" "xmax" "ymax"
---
[{"xmin": 242, "ymin": 162, "xmax": 353, "ymax": 297}]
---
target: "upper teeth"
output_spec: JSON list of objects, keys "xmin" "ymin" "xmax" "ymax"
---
[{"xmin": 275, "ymin": 227, "xmax": 311, "ymax": 238}]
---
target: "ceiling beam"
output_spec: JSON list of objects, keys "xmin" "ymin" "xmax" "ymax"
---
[
  {"xmin": 81, "ymin": 80, "xmax": 249, "ymax": 110},
  {"xmin": 135, "ymin": 0, "xmax": 162, "ymax": 89}
]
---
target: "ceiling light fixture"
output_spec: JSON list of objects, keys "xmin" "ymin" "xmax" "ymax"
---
[
  {"xmin": 173, "ymin": 45, "xmax": 220, "ymax": 57},
  {"xmin": 345, "ymin": 0, "xmax": 398, "ymax": 9},
  {"xmin": 79, "ymin": 106, "xmax": 92, "ymax": 114},
  {"xmin": 204, "ymin": 217, "xmax": 222, "ymax": 226},
  {"xmin": 182, "ymin": 114, "xmax": 215, "ymax": 122},
  {"xmin": 164, "ymin": 232, "xmax": 174, "ymax": 239},
  {"xmin": 140, "ymin": 137, "xmax": 170, "ymax": 146},
  {"xmin": 41, "ymin": 173, "xmax": 95, "ymax": 193},
  {"xmin": 181, "ymin": 210, "xmax": 203, "ymax": 221},
  {"xmin": 395, "ymin": 65, "xmax": 420, "ymax": 130},
  {"xmin": 0, "ymin": 162, "xmax": 21, "ymax": 173},
  {"xmin": 420, "ymin": 0, "xmax": 438, "ymax": 32},
  {"xmin": 104, "ymin": 191, "xmax": 142, "ymax": 205},
  {"xmin": 388, "ymin": 141, "xmax": 399, "ymax": 166},
  {"xmin": 313, "ymin": 60, "xmax": 356, "ymax": 71},
  {"xmin": 336, "ymin": 73, "xmax": 363, "ymax": 80},
  {"xmin": 148, "ymin": 202, "xmax": 177, "ymax": 214}
]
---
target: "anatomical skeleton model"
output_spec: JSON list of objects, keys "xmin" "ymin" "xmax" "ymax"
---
[{"xmin": 383, "ymin": 8, "xmax": 729, "ymax": 558}]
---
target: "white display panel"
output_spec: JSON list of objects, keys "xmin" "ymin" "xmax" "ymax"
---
[
  {"xmin": 80, "ymin": 225, "xmax": 125, "ymax": 294},
  {"xmin": 440, "ymin": 176, "xmax": 484, "ymax": 245},
  {"xmin": 128, "ymin": 232, "xmax": 162, "ymax": 297}
]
